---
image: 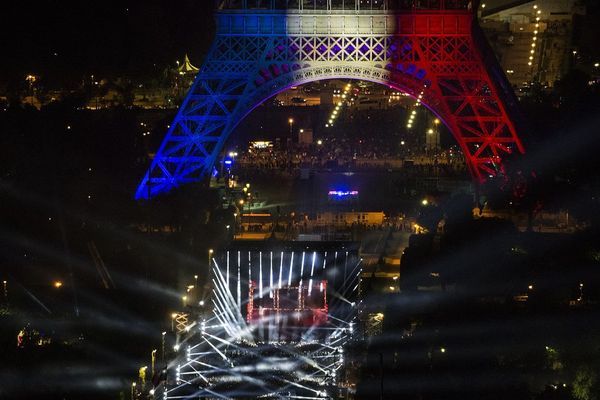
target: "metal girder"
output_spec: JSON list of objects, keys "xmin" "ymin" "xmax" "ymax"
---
[{"xmin": 136, "ymin": 8, "xmax": 524, "ymax": 199}]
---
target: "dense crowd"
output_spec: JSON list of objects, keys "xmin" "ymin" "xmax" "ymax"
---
[{"xmin": 236, "ymin": 137, "xmax": 468, "ymax": 177}]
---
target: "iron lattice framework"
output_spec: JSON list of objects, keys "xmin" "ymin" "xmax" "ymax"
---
[
  {"xmin": 162, "ymin": 247, "xmax": 360, "ymax": 399},
  {"xmin": 136, "ymin": 1, "xmax": 524, "ymax": 199}
]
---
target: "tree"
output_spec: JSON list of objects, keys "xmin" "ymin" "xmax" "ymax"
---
[{"xmin": 573, "ymin": 366, "xmax": 598, "ymax": 400}]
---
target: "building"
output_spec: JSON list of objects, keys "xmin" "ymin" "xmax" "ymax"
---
[
  {"xmin": 314, "ymin": 211, "xmax": 385, "ymax": 227},
  {"xmin": 235, "ymin": 213, "xmax": 273, "ymax": 240},
  {"xmin": 481, "ymin": 0, "xmax": 585, "ymax": 88}
]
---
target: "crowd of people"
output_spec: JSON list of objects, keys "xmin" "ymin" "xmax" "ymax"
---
[{"xmin": 236, "ymin": 137, "xmax": 468, "ymax": 178}]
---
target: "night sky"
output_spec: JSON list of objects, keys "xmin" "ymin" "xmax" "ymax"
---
[
  {"xmin": 3, "ymin": 0, "xmax": 599, "ymax": 88},
  {"xmin": 1, "ymin": 1, "xmax": 215, "ymax": 86}
]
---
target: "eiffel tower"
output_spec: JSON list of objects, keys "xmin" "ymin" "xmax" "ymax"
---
[{"xmin": 136, "ymin": 0, "xmax": 525, "ymax": 200}]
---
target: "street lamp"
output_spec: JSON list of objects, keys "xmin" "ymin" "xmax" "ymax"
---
[
  {"xmin": 288, "ymin": 118, "xmax": 294, "ymax": 141},
  {"xmin": 131, "ymin": 382, "xmax": 136, "ymax": 400},
  {"xmin": 151, "ymin": 349, "xmax": 157, "ymax": 376},
  {"xmin": 25, "ymin": 74, "xmax": 38, "ymax": 106},
  {"xmin": 161, "ymin": 332, "xmax": 167, "ymax": 362},
  {"xmin": 171, "ymin": 313, "xmax": 177, "ymax": 331}
]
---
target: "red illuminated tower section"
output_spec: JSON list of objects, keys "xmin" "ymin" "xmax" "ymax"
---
[{"xmin": 385, "ymin": 9, "xmax": 525, "ymax": 181}]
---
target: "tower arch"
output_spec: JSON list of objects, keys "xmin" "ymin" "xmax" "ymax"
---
[{"xmin": 136, "ymin": 1, "xmax": 525, "ymax": 199}]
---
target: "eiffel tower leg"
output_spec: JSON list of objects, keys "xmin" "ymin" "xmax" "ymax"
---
[
  {"xmin": 383, "ymin": 13, "xmax": 525, "ymax": 184},
  {"xmin": 135, "ymin": 69, "xmax": 253, "ymax": 199},
  {"xmin": 136, "ymin": 35, "xmax": 276, "ymax": 199}
]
